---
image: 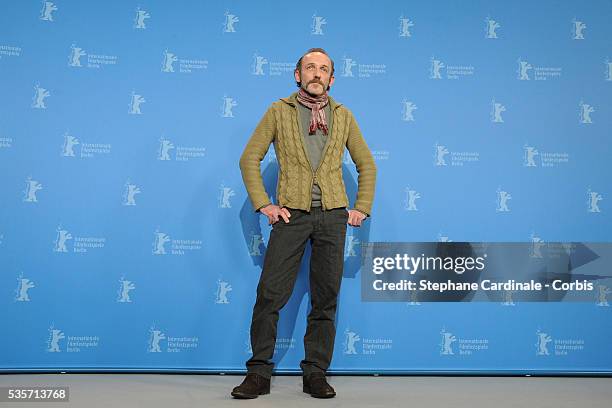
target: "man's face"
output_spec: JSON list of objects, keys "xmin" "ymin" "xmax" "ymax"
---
[{"xmin": 294, "ymin": 52, "xmax": 335, "ymax": 97}]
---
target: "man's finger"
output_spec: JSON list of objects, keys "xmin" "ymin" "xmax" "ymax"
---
[
  {"xmin": 279, "ymin": 210, "xmax": 290, "ymax": 223},
  {"xmin": 282, "ymin": 207, "xmax": 291, "ymax": 219}
]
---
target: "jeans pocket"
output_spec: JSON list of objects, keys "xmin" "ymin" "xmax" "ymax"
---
[{"xmin": 334, "ymin": 207, "xmax": 349, "ymax": 220}]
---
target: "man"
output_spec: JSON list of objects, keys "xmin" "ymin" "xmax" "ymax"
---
[{"xmin": 233, "ymin": 48, "xmax": 376, "ymax": 399}]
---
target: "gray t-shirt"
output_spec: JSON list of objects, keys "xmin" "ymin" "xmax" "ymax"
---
[{"xmin": 297, "ymin": 101, "xmax": 332, "ymax": 207}]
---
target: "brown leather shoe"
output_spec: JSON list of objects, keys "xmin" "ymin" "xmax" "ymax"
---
[
  {"xmin": 231, "ymin": 373, "xmax": 270, "ymax": 399},
  {"xmin": 303, "ymin": 373, "xmax": 336, "ymax": 398}
]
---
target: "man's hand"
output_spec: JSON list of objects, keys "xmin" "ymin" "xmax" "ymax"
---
[
  {"xmin": 347, "ymin": 209, "xmax": 367, "ymax": 227},
  {"xmin": 260, "ymin": 204, "xmax": 291, "ymax": 225}
]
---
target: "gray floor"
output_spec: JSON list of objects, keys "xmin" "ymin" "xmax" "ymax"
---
[{"xmin": 1, "ymin": 374, "xmax": 611, "ymax": 407}]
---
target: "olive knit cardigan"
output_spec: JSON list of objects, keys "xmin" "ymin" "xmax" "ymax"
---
[{"xmin": 239, "ymin": 92, "xmax": 377, "ymax": 216}]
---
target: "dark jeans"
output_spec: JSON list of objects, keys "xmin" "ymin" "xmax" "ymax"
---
[{"xmin": 246, "ymin": 206, "xmax": 348, "ymax": 379}]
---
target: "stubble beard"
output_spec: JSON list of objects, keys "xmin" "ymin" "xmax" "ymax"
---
[{"xmin": 302, "ymin": 81, "xmax": 326, "ymax": 97}]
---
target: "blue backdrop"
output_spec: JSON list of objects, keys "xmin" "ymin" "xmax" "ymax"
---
[{"xmin": 0, "ymin": 0, "xmax": 610, "ymax": 374}]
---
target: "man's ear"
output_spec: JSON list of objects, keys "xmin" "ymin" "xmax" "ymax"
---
[
  {"xmin": 328, "ymin": 74, "xmax": 335, "ymax": 89},
  {"xmin": 294, "ymin": 69, "xmax": 301, "ymax": 84}
]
